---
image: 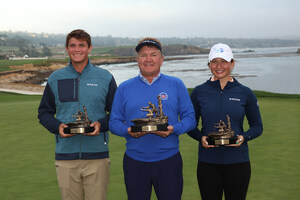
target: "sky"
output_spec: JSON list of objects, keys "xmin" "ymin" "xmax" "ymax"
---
[{"xmin": 1, "ymin": 0, "xmax": 300, "ymax": 39}]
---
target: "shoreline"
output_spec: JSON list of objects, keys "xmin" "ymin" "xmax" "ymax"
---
[
  {"xmin": 0, "ymin": 51, "xmax": 299, "ymax": 95},
  {"xmin": 0, "ymin": 88, "xmax": 43, "ymax": 95},
  {"xmin": 0, "ymin": 56, "xmax": 198, "ymax": 95}
]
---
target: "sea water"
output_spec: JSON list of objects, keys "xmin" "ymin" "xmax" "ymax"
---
[{"xmin": 98, "ymin": 47, "xmax": 300, "ymax": 94}]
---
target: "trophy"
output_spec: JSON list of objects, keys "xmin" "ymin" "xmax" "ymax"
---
[
  {"xmin": 64, "ymin": 105, "xmax": 95, "ymax": 134},
  {"xmin": 207, "ymin": 115, "xmax": 237, "ymax": 145},
  {"xmin": 131, "ymin": 95, "xmax": 168, "ymax": 132}
]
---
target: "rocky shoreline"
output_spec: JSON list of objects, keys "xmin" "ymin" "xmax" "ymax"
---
[
  {"xmin": 0, "ymin": 56, "xmax": 196, "ymax": 95},
  {"xmin": 1, "ymin": 49, "xmax": 297, "ymax": 95},
  {"xmin": 0, "ymin": 59, "xmax": 69, "ymax": 94}
]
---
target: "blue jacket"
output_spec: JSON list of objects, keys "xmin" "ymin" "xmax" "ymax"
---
[
  {"xmin": 109, "ymin": 74, "xmax": 196, "ymax": 162},
  {"xmin": 38, "ymin": 60, "xmax": 117, "ymax": 160},
  {"xmin": 187, "ymin": 78, "xmax": 263, "ymax": 164}
]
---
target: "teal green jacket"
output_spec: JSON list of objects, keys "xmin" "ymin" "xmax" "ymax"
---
[{"xmin": 38, "ymin": 60, "xmax": 117, "ymax": 160}]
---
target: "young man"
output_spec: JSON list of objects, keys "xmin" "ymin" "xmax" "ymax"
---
[
  {"xmin": 109, "ymin": 37, "xmax": 196, "ymax": 200},
  {"xmin": 38, "ymin": 29, "xmax": 117, "ymax": 200}
]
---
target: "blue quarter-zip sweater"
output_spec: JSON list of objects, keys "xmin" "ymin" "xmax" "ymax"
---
[
  {"xmin": 109, "ymin": 74, "xmax": 196, "ymax": 162},
  {"xmin": 187, "ymin": 78, "xmax": 263, "ymax": 164},
  {"xmin": 38, "ymin": 60, "xmax": 117, "ymax": 160}
]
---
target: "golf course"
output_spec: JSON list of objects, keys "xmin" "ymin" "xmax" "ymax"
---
[{"xmin": 0, "ymin": 91, "xmax": 299, "ymax": 200}]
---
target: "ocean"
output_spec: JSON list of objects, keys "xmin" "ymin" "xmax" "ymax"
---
[{"xmin": 98, "ymin": 47, "xmax": 300, "ymax": 94}]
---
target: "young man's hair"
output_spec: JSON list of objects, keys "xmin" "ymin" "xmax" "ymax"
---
[{"xmin": 65, "ymin": 29, "xmax": 92, "ymax": 48}]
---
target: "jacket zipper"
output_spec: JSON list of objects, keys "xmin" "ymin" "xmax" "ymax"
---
[
  {"xmin": 220, "ymin": 89, "xmax": 223, "ymax": 115},
  {"xmin": 220, "ymin": 89, "xmax": 226, "ymax": 164},
  {"xmin": 73, "ymin": 79, "xmax": 77, "ymax": 100},
  {"xmin": 104, "ymin": 132, "xmax": 107, "ymax": 145},
  {"xmin": 77, "ymin": 77, "xmax": 82, "ymax": 159}
]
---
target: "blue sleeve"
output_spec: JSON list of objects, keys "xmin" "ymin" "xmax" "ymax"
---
[
  {"xmin": 38, "ymin": 83, "xmax": 61, "ymax": 134},
  {"xmin": 109, "ymin": 86, "xmax": 129, "ymax": 137},
  {"xmin": 187, "ymin": 87, "xmax": 203, "ymax": 141},
  {"xmin": 242, "ymin": 88, "xmax": 263, "ymax": 141},
  {"xmin": 172, "ymin": 81, "xmax": 196, "ymax": 135},
  {"xmin": 98, "ymin": 76, "xmax": 117, "ymax": 132}
]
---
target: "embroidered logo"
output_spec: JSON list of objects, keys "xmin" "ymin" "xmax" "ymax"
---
[
  {"xmin": 87, "ymin": 83, "xmax": 98, "ymax": 87},
  {"xmin": 229, "ymin": 97, "xmax": 240, "ymax": 101},
  {"xmin": 159, "ymin": 92, "xmax": 168, "ymax": 100},
  {"xmin": 215, "ymin": 48, "xmax": 224, "ymax": 53}
]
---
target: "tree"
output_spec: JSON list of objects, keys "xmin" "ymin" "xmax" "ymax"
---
[{"xmin": 40, "ymin": 42, "xmax": 52, "ymax": 56}]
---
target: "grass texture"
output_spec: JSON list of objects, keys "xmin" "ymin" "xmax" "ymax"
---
[{"xmin": 0, "ymin": 91, "xmax": 299, "ymax": 200}]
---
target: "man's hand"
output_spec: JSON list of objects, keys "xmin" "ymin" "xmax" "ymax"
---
[
  {"xmin": 59, "ymin": 123, "xmax": 76, "ymax": 138},
  {"xmin": 84, "ymin": 121, "xmax": 101, "ymax": 136},
  {"xmin": 128, "ymin": 127, "xmax": 148, "ymax": 138},
  {"xmin": 153, "ymin": 125, "xmax": 174, "ymax": 138}
]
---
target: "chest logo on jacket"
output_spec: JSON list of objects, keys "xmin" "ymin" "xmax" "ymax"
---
[
  {"xmin": 159, "ymin": 92, "xmax": 168, "ymax": 100},
  {"xmin": 229, "ymin": 97, "xmax": 240, "ymax": 102},
  {"xmin": 87, "ymin": 83, "xmax": 98, "ymax": 87}
]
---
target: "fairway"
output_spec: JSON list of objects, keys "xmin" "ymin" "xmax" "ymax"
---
[{"xmin": 0, "ymin": 92, "xmax": 299, "ymax": 200}]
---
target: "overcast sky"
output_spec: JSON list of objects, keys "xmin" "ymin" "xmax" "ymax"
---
[{"xmin": 1, "ymin": 0, "xmax": 299, "ymax": 39}]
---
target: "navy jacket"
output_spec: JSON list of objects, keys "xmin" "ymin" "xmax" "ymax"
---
[
  {"xmin": 38, "ymin": 60, "xmax": 117, "ymax": 160},
  {"xmin": 188, "ymin": 78, "xmax": 263, "ymax": 164}
]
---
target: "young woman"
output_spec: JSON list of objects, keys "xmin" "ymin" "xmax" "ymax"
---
[{"xmin": 188, "ymin": 43, "xmax": 263, "ymax": 200}]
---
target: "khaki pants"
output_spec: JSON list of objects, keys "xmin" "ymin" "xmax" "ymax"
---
[{"xmin": 55, "ymin": 159, "xmax": 110, "ymax": 200}]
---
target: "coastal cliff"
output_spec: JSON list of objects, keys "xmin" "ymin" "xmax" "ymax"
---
[{"xmin": 108, "ymin": 45, "xmax": 209, "ymax": 56}]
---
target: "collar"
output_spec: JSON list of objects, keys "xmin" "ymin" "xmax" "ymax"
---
[
  {"xmin": 139, "ymin": 73, "xmax": 161, "ymax": 85},
  {"xmin": 68, "ymin": 59, "xmax": 92, "ymax": 74},
  {"xmin": 206, "ymin": 77, "xmax": 239, "ymax": 90},
  {"xmin": 210, "ymin": 76, "xmax": 234, "ymax": 82}
]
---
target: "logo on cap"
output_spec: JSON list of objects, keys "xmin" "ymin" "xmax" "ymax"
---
[{"xmin": 215, "ymin": 48, "xmax": 224, "ymax": 53}]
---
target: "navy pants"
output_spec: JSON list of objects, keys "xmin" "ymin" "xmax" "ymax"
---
[
  {"xmin": 123, "ymin": 152, "xmax": 183, "ymax": 200},
  {"xmin": 197, "ymin": 161, "xmax": 251, "ymax": 200}
]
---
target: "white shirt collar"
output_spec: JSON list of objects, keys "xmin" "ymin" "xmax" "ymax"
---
[{"xmin": 139, "ymin": 73, "xmax": 161, "ymax": 85}]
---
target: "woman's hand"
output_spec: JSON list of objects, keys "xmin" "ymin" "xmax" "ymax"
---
[
  {"xmin": 227, "ymin": 135, "xmax": 244, "ymax": 147},
  {"xmin": 201, "ymin": 136, "xmax": 216, "ymax": 148}
]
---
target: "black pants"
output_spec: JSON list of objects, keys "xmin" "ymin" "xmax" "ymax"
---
[{"xmin": 197, "ymin": 161, "xmax": 251, "ymax": 200}]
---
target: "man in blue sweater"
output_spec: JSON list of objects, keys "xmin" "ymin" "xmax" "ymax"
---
[
  {"xmin": 38, "ymin": 29, "xmax": 117, "ymax": 200},
  {"xmin": 109, "ymin": 37, "xmax": 196, "ymax": 200}
]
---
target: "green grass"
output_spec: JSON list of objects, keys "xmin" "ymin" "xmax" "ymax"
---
[
  {"xmin": 0, "ymin": 59, "xmax": 47, "ymax": 72},
  {"xmin": 0, "ymin": 92, "xmax": 299, "ymax": 200},
  {"xmin": 0, "ymin": 55, "xmax": 131, "ymax": 72},
  {"xmin": 0, "ymin": 59, "xmax": 70, "ymax": 72},
  {"xmin": 91, "ymin": 46, "xmax": 122, "ymax": 54},
  {"xmin": 0, "ymin": 46, "xmax": 18, "ymax": 55}
]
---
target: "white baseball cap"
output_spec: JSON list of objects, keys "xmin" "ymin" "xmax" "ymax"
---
[{"xmin": 208, "ymin": 43, "xmax": 233, "ymax": 62}]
